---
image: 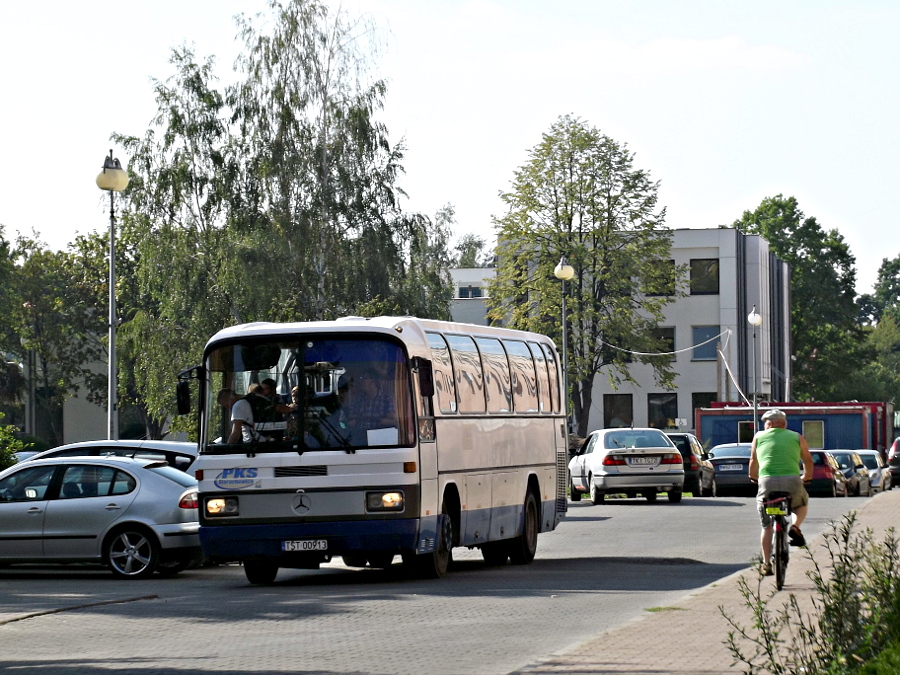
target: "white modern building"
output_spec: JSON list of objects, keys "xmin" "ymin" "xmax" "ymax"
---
[{"xmin": 449, "ymin": 228, "xmax": 791, "ymax": 435}]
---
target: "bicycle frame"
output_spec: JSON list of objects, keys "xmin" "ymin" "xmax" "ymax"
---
[{"xmin": 764, "ymin": 491, "xmax": 792, "ymax": 590}]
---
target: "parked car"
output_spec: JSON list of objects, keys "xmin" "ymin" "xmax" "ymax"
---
[
  {"xmin": 707, "ymin": 443, "xmax": 754, "ymax": 496},
  {"xmin": 829, "ymin": 450, "xmax": 872, "ymax": 497},
  {"xmin": 665, "ymin": 432, "xmax": 716, "ymax": 496},
  {"xmin": 807, "ymin": 450, "xmax": 850, "ymax": 498},
  {"xmin": 855, "ymin": 450, "xmax": 892, "ymax": 493},
  {"xmin": 569, "ymin": 428, "xmax": 685, "ymax": 504},
  {"xmin": 887, "ymin": 438, "xmax": 900, "ymax": 482},
  {"xmin": 21, "ymin": 440, "xmax": 198, "ymax": 476},
  {"xmin": 0, "ymin": 456, "xmax": 201, "ymax": 578}
]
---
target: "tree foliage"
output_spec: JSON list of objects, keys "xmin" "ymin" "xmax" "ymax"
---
[
  {"xmin": 733, "ymin": 195, "xmax": 865, "ymax": 401},
  {"xmin": 107, "ymin": 0, "xmax": 452, "ymax": 437},
  {"xmin": 488, "ymin": 115, "xmax": 681, "ymax": 437}
]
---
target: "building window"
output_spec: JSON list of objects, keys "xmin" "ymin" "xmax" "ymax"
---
[
  {"xmin": 690, "ymin": 259, "xmax": 719, "ymax": 295},
  {"xmin": 458, "ymin": 285, "xmax": 484, "ymax": 299},
  {"xmin": 646, "ymin": 259, "xmax": 676, "ymax": 296},
  {"xmin": 691, "ymin": 392, "xmax": 717, "ymax": 423},
  {"xmin": 692, "ymin": 326, "xmax": 720, "ymax": 361},
  {"xmin": 604, "ymin": 394, "xmax": 633, "ymax": 428},
  {"xmin": 648, "ymin": 393, "xmax": 678, "ymax": 429},
  {"xmin": 655, "ymin": 327, "xmax": 675, "ymax": 361},
  {"xmin": 802, "ymin": 420, "xmax": 825, "ymax": 449}
]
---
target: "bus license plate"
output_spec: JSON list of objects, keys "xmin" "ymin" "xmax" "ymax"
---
[{"xmin": 282, "ymin": 540, "xmax": 328, "ymax": 552}]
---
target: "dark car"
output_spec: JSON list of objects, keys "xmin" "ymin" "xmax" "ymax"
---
[
  {"xmin": 829, "ymin": 450, "xmax": 872, "ymax": 497},
  {"xmin": 707, "ymin": 443, "xmax": 754, "ymax": 496},
  {"xmin": 888, "ymin": 438, "xmax": 900, "ymax": 482},
  {"xmin": 807, "ymin": 450, "xmax": 850, "ymax": 498},
  {"xmin": 665, "ymin": 432, "xmax": 716, "ymax": 496}
]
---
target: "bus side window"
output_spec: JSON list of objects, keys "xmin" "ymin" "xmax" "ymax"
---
[
  {"xmin": 539, "ymin": 343, "xmax": 561, "ymax": 414},
  {"xmin": 426, "ymin": 333, "xmax": 457, "ymax": 414},
  {"xmin": 505, "ymin": 340, "xmax": 539, "ymax": 413},
  {"xmin": 446, "ymin": 335, "xmax": 486, "ymax": 414},
  {"xmin": 475, "ymin": 337, "xmax": 511, "ymax": 414},
  {"xmin": 529, "ymin": 342, "xmax": 552, "ymax": 414}
]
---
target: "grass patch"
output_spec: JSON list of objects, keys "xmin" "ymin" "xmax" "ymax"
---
[{"xmin": 646, "ymin": 606, "xmax": 686, "ymax": 613}]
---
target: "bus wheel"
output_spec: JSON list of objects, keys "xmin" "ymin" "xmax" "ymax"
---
[
  {"xmin": 409, "ymin": 501, "xmax": 453, "ymax": 578},
  {"xmin": 244, "ymin": 561, "xmax": 278, "ymax": 585},
  {"xmin": 507, "ymin": 491, "xmax": 539, "ymax": 565}
]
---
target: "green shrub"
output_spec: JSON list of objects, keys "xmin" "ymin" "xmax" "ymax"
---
[
  {"xmin": 721, "ymin": 513, "xmax": 900, "ymax": 675},
  {"xmin": 0, "ymin": 411, "xmax": 35, "ymax": 470}
]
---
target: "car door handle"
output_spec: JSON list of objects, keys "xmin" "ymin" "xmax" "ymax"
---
[
  {"xmin": 26, "ymin": 507, "xmax": 43, "ymax": 514},
  {"xmin": 104, "ymin": 504, "xmax": 121, "ymax": 511}
]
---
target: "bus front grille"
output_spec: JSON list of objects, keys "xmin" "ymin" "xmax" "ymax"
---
[{"xmin": 275, "ymin": 465, "xmax": 329, "ymax": 477}]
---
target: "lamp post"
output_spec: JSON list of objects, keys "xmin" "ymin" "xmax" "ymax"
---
[
  {"xmin": 554, "ymin": 256, "xmax": 575, "ymax": 434},
  {"xmin": 96, "ymin": 150, "xmax": 129, "ymax": 440},
  {"xmin": 747, "ymin": 305, "xmax": 763, "ymax": 435}
]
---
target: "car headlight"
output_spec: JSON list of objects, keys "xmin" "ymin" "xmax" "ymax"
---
[
  {"xmin": 205, "ymin": 497, "xmax": 239, "ymax": 517},
  {"xmin": 366, "ymin": 491, "xmax": 404, "ymax": 512}
]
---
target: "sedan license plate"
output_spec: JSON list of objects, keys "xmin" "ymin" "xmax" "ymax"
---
[
  {"xmin": 628, "ymin": 456, "xmax": 657, "ymax": 466},
  {"xmin": 282, "ymin": 539, "xmax": 328, "ymax": 552},
  {"xmin": 719, "ymin": 464, "xmax": 743, "ymax": 471}
]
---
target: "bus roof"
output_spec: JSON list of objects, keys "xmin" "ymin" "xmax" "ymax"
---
[{"xmin": 204, "ymin": 316, "xmax": 558, "ymax": 353}]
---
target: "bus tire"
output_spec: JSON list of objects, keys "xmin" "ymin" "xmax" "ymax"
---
[
  {"xmin": 507, "ymin": 491, "xmax": 539, "ymax": 565},
  {"xmin": 409, "ymin": 501, "xmax": 453, "ymax": 578},
  {"xmin": 244, "ymin": 560, "xmax": 278, "ymax": 585}
]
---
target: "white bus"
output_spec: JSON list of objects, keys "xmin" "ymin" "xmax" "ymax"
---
[{"xmin": 177, "ymin": 316, "xmax": 568, "ymax": 584}]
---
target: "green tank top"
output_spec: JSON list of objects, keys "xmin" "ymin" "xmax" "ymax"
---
[{"xmin": 756, "ymin": 427, "xmax": 801, "ymax": 477}]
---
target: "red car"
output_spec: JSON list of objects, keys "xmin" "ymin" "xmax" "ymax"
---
[{"xmin": 807, "ymin": 450, "xmax": 849, "ymax": 498}]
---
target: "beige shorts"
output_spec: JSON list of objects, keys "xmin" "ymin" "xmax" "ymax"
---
[{"xmin": 756, "ymin": 475, "xmax": 809, "ymax": 527}]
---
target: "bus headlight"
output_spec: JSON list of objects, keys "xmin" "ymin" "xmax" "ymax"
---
[
  {"xmin": 206, "ymin": 497, "xmax": 239, "ymax": 517},
  {"xmin": 366, "ymin": 491, "xmax": 404, "ymax": 511}
]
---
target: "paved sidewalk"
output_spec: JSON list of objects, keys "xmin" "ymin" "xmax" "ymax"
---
[{"xmin": 514, "ymin": 488, "xmax": 900, "ymax": 675}]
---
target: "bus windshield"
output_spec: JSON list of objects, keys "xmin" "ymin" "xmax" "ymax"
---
[{"xmin": 205, "ymin": 336, "xmax": 415, "ymax": 453}]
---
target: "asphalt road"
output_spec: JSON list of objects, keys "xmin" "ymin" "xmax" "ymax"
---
[{"xmin": 0, "ymin": 494, "xmax": 869, "ymax": 674}]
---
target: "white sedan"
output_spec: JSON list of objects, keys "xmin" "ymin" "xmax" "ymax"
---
[{"xmin": 568, "ymin": 428, "xmax": 685, "ymax": 504}]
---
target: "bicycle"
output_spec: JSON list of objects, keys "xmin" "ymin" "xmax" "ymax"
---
[{"xmin": 764, "ymin": 491, "xmax": 793, "ymax": 590}]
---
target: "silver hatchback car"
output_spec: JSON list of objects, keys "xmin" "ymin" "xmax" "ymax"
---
[{"xmin": 0, "ymin": 456, "xmax": 201, "ymax": 578}]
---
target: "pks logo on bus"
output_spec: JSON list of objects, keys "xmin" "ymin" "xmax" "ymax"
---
[{"xmin": 214, "ymin": 468, "xmax": 260, "ymax": 490}]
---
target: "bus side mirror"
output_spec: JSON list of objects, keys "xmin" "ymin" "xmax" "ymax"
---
[
  {"xmin": 176, "ymin": 380, "xmax": 191, "ymax": 415},
  {"xmin": 413, "ymin": 357, "xmax": 435, "ymax": 398}
]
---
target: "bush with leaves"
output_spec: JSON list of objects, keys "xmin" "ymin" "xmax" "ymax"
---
[
  {"xmin": 0, "ymin": 411, "xmax": 32, "ymax": 469},
  {"xmin": 722, "ymin": 513, "xmax": 900, "ymax": 675}
]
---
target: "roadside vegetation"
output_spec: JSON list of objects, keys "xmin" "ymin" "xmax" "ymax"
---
[{"xmin": 721, "ymin": 513, "xmax": 900, "ymax": 674}]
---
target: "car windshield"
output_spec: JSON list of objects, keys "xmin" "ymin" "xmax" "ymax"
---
[
  {"xmin": 605, "ymin": 430, "xmax": 672, "ymax": 449},
  {"xmin": 832, "ymin": 454, "xmax": 854, "ymax": 469},
  {"xmin": 712, "ymin": 445, "xmax": 752, "ymax": 458},
  {"xmin": 812, "ymin": 453, "xmax": 825, "ymax": 465}
]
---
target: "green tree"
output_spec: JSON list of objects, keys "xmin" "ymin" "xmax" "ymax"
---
[
  {"xmin": 859, "ymin": 255, "xmax": 900, "ymax": 325},
  {"xmin": 10, "ymin": 236, "xmax": 105, "ymax": 446},
  {"xmin": 733, "ymin": 195, "xmax": 865, "ymax": 401},
  {"xmin": 488, "ymin": 115, "xmax": 682, "ymax": 437},
  {"xmin": 455, "ymin": 230, "xmax": 494, "ymax": 268},
  {"xmin": 112, "ymin": 0, "xmax": 453, "ymax": 434}
]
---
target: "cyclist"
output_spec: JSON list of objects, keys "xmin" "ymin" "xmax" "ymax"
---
[{"xmin": 749, "ymin": 408, "xmax": 814, "ymax": 576}]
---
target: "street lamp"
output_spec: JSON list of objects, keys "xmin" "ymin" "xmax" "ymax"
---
[
  {"xmin": 554, "ymin": 256, "xmax": 575, "ymax": 434},
  {"xmin": 747, "ymin": 305, "xmax": 763, "ymax": 435},
  {"xmin": 96, "ymin": 150, "xmax": 129, "ymax": 440}
]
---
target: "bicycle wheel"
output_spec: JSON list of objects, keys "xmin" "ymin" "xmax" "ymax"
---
[{"xmin": 773, "ymin": 519, "xmax": 788, "ymax": 590}]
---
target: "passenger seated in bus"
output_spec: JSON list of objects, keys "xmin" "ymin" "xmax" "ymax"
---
[{"xmin": 227, "ymin": 383, "xmax": 280, "ymax": 443}]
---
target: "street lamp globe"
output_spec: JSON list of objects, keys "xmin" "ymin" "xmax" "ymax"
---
[
  {"xmin": 554, "ymin": 257, "xmax": 575, "ymax": 281},
  {"xmin": 748, "ymin": 308, "xmax": 762, "ymax": 327},
  {"xmin": 96, "ymin": 151, "xmax": 130, "ymax": 192}
]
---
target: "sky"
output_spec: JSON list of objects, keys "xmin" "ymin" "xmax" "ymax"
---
[{"xmin": 1, "ymin": 0, "xmax": 898, "ymax": 294}]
